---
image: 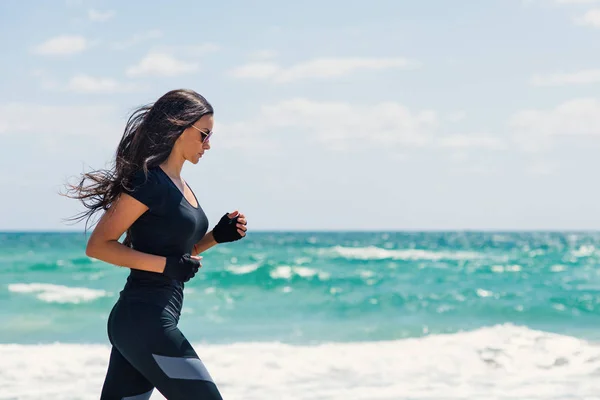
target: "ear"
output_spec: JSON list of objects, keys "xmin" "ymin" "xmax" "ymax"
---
[{"xmin": 176, "ymin": 127, "xmax": 192, "ymax": 144}]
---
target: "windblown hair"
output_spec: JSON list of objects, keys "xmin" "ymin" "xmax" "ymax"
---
[{"xmin": 60, "ymin": 89, "xmax": 213, "ymax": 246}]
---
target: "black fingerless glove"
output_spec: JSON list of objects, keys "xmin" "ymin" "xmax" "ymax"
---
[
  {"xmin": 163, "ymin": 254, "xmax": 200, "ymax": 282},
  {"xmin": 212, "ymin": 213, "xmax": 243, "ymax": 243}
]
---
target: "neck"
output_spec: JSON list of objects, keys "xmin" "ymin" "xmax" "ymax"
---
[{"xmin": 159, "ymin": 153, "xmax": 185, "ymax": 180}]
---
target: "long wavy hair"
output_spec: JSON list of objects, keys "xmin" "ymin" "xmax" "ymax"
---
[{"xmin": 60, "ymin": 89, "xmax": 214, "ymax": 246}]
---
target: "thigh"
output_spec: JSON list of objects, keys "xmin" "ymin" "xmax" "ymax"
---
[
  {"xmin": 100, "ymin": 345, "xmax": 154, "ymax": 400},
  {"xmin": 113, "ymin": 300, "xmax": 224, "ymax": 400},
  {"xmin": 138, "ymin": 326, "xmax": 223, "ymax": 400}
]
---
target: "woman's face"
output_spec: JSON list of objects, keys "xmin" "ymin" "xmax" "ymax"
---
[{"xmin": 177, "ymin": 114, "xmax": 214, "ymax": 164}]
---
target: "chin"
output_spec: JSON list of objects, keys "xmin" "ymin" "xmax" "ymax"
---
[{"xmin": 189, "ymin": 153, "xmax": 202, "ymax": 164}]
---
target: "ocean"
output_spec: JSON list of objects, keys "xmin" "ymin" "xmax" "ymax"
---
[{"xmin": 2, "ymin": 231, "xmax": 600, "ymax": 399}]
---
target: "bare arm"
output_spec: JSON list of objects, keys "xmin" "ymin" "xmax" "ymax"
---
[
  {"xmin": 85, "ymin": 193, "xmax": 167, "ymax": 273},
  {"xmin": 192, "ymin": 231, "xmax": 218, "ymax": 256},
  {"xmin": 192, "ymin": 211, "xmax": 248, "ymax": 255}
]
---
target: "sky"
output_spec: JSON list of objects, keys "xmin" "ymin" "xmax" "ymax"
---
[{"xmin": 1, "ymin": 0, "xmax": 600, "ymax": 231}]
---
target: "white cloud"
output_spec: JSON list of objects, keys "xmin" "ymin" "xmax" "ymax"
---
[
  {"xmin": 531, "ymin": 69, "xmax": 600, "ymax": 85},
  {"xmin": 66, "ymin": 75, "xmax": 138, "ymax": 93},
  {"xmin": 218, "ymin": 98, "xmax": 437, "ymax": 152},
  {"xmin": 575, "ymin": 8, "xmax": 600, "ymax": 26},
  {"xmin": 523, "ymin": 0, "xmax": 600, "ymax": 5},
  {"xmin": 65, "ymin": 0, "xmax": 84, "ymax": 6},
  {"xmin": 218, "ymin": 99, "xmax": 509, "ymax": 154},
  {"xmin": 438, "ymin": 134, "xmax": 506, "ymax": 150},
  {"xmin": 33, "ymin": 35, "xmax": 87, "ymax": 55},
  {"xmin": 231, "ymin": 62, "xmax": 280, "ymax": 80},
  {"xmin": 526, "ymin": 161, "xmax": 555, "ymax": 175},
  {"xmin": 527, "ymin": 1, "xmax": 600, "ymax": 27},
  {"xmin": 148, "ymin": 42, "xmax": 221, "ymax": 56},
  {"xmin": 249, "ymin": 50, "xmax": 278, "ymax": 60},
  {"xmin": 88, "ymin": 9, "xmax": 115, "ymax": 22},
  {"xmin": 555, "ymin": 0, "xmax": 600, "ymax": 4},
  {"xmin": 112, "ymin": 30, "xmax": 163, "ymax": 50},
  {"xmin": 180, "ymin": 43, "xmax": 221, "ymax": 54},
  {"xmin": 449, "ymin": 152, "xmax": 469, "ymax": 162},
  {"xmin": 126, "ymin": 53, "xmax": 199, "ymax": 77},
  {"xmin": 511, "ymin": 98, "xmax": 600, "ymax": 136},
  {"xmin": 510, "ymin": 98, "xmax": 600, "ymax": 150},
  {"xmin": 229, "ymin": 57, "xmax": 417, "ymax": 83},
  {"xmin": 446, "ymin": 111, "xmax": 467, "ymax": 123},
  {"xmin": 0, "ymin": 103, "xmax": 119, "ymax": 138},
  {"xmin": 30, "ymin": 70, "xmax": 138, "ymax": 93},
  {"xmin": 452, "ymin": 165, "xmax": 497, "ymax": 175}
]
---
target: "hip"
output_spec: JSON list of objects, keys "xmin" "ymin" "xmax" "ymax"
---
[{"xmin": 107, "ymin": 296, "xmax": 181, "ymax": 348}]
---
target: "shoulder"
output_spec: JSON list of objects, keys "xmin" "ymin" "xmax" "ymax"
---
[
  {"xmin": 123, "ymin": 166, "xmax": 164, "ymax": 195},
  {"xmin": 130, "ymin": 166, "xmax": 162, "ymax": 186},
  {"xmin": 122, "ymin": 166, "xmax": 164, "ymax": 209}
]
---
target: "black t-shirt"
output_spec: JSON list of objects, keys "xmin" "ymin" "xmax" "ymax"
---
[{"xmin": 117, "ymin": 165, "xmax": 209, "ymax": 313}]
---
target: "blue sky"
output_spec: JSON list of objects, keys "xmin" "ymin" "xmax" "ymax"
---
[{"xmin": 1, "ymin": 0, "xmax": 600, "ymax": 231}]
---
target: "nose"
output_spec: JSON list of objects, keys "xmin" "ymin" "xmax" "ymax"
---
[{"xmin": 203, "ymin": 140, "xmax": 211, "ymax": 150}]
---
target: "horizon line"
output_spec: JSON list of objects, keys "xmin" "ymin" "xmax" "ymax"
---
[{"xmin": 1, "ymin": 229, "xmax": 600, "ymax": 234}]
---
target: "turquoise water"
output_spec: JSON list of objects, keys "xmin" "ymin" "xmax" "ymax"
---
[{"xmin": 1, "ymin": 231, "xmax": 600, "ymax": 345}]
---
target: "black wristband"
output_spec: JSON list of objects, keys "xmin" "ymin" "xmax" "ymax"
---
[
  {"xmin": 163, "ymin": 254, "xmax": 200, "ymax": 282},
  {"xmin": 212, "ymin": 213, "xmax": 243, "ymax": 243}
]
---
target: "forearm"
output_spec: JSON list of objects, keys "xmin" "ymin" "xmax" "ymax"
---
[
  {"xmin": 192, "ymin": 231, "xmax": 218, "ymax": 255},
  {"xmin": 86, "ymin": 239, "xmax": 166, "ymax": 273}
]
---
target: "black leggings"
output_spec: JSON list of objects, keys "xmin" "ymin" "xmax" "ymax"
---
[{"xmin": 100, "ymin": 298, "xmax": 223, "ymax": 400}]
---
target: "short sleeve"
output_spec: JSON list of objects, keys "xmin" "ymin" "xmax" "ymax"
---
[{"xmin": 122, "ymin": 169, "xmax": 159, "ymax": 209}]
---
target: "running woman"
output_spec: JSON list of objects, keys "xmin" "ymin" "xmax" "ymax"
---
[{"xmin": 64, "ymin": 89, "xmax": 248, "ymax": 399}]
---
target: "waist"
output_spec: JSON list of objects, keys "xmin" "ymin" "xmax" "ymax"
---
[{"xmin": 119, "ymin": 269, "xmax": 185, "ymax": 316}]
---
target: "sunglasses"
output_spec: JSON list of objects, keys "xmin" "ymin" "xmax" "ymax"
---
[{"xmin": 190, "ymin": 124, "xmax": 213, "ymax": 143}]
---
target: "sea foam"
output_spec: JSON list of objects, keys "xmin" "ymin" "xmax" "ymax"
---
[
  {"xmin": 8, "ymin": 283, "xmax": 110, "ymax": 304},
  {"xmin": 325, "ymin": 245, "xmax": 481, "ymax": 261},
  {"xmin": 1, "ymin": 324, "xmax": 599, "ymax": 399}
]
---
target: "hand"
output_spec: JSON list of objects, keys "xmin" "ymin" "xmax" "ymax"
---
[
  {"xmin": 212, "ymin": 210, "xmax": 248, "ymax": 243},
  {"xmin": 163, "ymin": 254, "xmax": 202, "ymax": 282},
  {"xmin": 233, "ymin": 210, "xmax": 248, "ymax": 238}
]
